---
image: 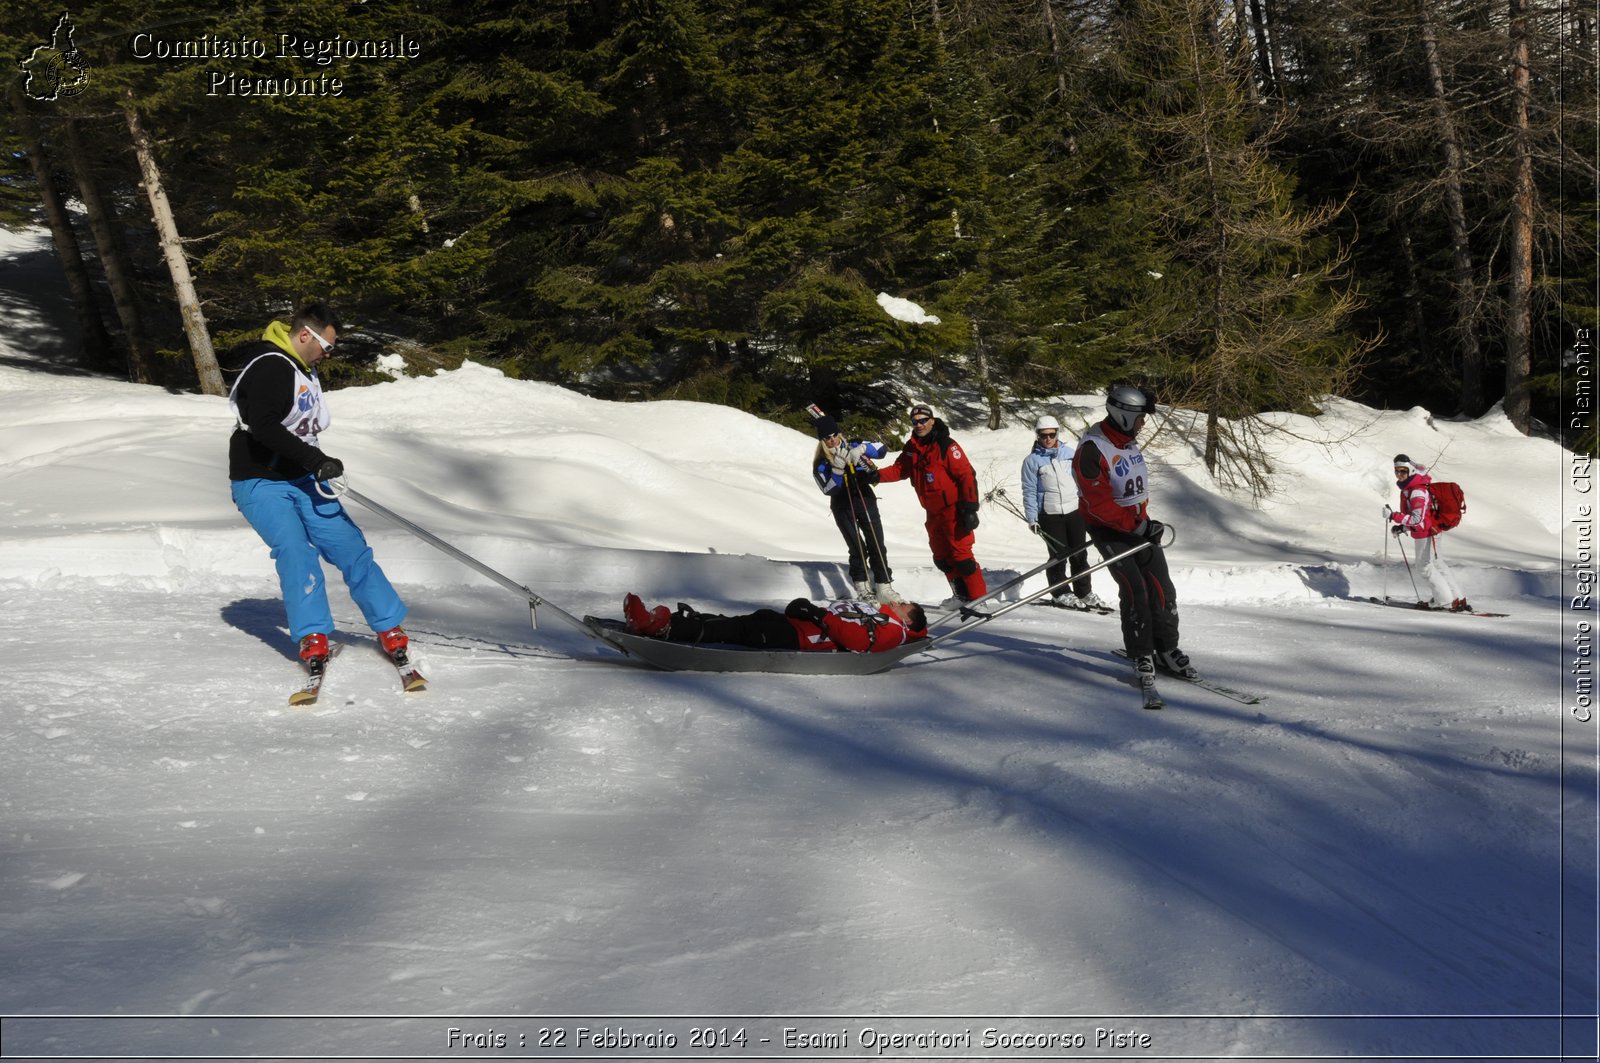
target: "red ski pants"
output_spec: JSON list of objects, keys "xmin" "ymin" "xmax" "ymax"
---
[{"xmin": 924, "ymin": 506, "xmax": 987, "ymax": 598}]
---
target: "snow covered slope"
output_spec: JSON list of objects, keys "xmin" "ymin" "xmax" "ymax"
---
[{"xmin": 1, "ymin": 223, "xmax": 1592, "ymax": 1060}]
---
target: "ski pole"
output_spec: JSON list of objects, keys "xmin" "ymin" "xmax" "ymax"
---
[
  {"xmin": 836, "ymin": 454, "xmax": 870, "ymax": 593},
  {"xmin": 841, "ymin": 455, "xmax": 889, "ymax": 596},
  {"xmin": 988, "ymin": 484, "xmax": 1091, "ymax": 559},
  {"xmin": 1022, "ymin": 513, "xmax": 1091, "ymax": 564},
  {"xmin": 1395, "ymin": 530, "xmax": 1424, "ymax": 603},
  {"xmin": 1381, "ymin": 505, "xmax": 1391, "ymax": 602},
  {"xmin": 989, "ymin": 484, "xmax": 1095, "ymax": 591}
]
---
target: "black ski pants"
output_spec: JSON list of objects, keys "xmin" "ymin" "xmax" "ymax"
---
[
  {"xmin": 831, "ymin": 490, "xmax": 891, "ymax": 584},
  {"xmin": 1038, "ymin": 510, "xmax": 1091, "ymax": 597},
  {"xmin": 666, "ymin": 607, "xmax": 800, "ymax": 649},
  {"xmin": 1088, "ymin": 526, "xmax": 1179, "ymax": 659}
]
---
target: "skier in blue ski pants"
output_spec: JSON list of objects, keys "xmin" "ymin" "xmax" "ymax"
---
[
  {"xmin": 227, "ymin": 303, "xmax": 409, "ymax": 660},
  {"xmin": 230, "ymin": 477, "xmax": 407, "ymax": 643}
]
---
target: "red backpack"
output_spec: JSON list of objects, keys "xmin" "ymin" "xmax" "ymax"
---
[{"xmin": 1427, "ymin": 481, "xmax": 1466, "ymax": 531}]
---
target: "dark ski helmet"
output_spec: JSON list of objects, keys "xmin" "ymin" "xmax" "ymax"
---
[{"xmin": 1106, "ymin": 386, "xmax": 1156, "ymax": 433}]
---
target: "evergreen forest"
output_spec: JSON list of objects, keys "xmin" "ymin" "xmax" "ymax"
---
[{"xmin": 2, "ymin": 0, "xmax": 1594, "ymax": 470}]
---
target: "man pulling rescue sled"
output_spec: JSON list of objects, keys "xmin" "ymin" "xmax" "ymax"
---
[{"xmin": 1073, "ymin": 386, "xmax": 1198, "ymax": 708}]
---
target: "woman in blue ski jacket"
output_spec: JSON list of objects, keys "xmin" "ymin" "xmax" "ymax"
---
[{"xmin": 810, "ymin": 414, "xmax": 902, "ymax": 603}]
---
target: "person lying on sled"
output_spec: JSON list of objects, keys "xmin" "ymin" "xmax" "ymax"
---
[{"xmin": 622, "ymin": 593, "xmax": 928, "ymax": 652}]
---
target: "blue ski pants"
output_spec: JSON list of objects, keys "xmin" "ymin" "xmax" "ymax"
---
[{"xmin": 231, "ymin": 476, "xmax": 408, "ymax": 643}]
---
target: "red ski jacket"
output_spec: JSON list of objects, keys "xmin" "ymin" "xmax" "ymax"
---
[
  {"xmin": 788, "ymin": 602, "xmax": 926, "ymax": 653},
  {"xmin": 877, "ymin": 420, "xmax": 978, "ymax": 513},
  {"xmin": 1072, "ymin": 419, "xmax": 1150, "ymax": 533}
]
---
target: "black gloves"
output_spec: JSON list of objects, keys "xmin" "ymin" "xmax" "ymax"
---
[
  {"xmin": 855, "ymin": 468, "xmax": 881, "ymax": 486},
  {"xmin": 956, "ymin": 501, "xmax": 980, "ymax": 532},
  {"xmin": 785, "ymin": 598, "xmax": 828, "ymax": 625},
  {"xmin": 1143, "ymin": 519, "xmax": 1166, "ymax": 543},
  {"xmin": 314, "ymin": 456, "xmax": 344, "ymax": 481},
  {"xmin": 1391, "ymin": 522, "xmax": 1407, "ymax": 538}
]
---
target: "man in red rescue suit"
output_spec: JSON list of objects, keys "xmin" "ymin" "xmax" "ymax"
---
[
  {"xmin": 1073, "ymin": 386, "xmax": 1198, "ymax": 687},
  {"xmin": 876, "ymin": 402, "xmax": 988, "ymax": 603}
]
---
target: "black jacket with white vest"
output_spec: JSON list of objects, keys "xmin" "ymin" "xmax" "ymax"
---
[{"xmin": 227, "ymin": 332, "xmax": 332, "ymax": 482}]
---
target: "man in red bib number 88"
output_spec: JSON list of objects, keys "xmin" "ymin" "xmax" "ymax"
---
[{"xmin": 1073, "ymin": 386, "xmax": 1197, "ymax": 691}]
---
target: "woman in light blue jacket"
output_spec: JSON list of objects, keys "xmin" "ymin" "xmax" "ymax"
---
[{"xmin": 1021, "ymin": 415, "xmax": 1105, "ymax": 609}]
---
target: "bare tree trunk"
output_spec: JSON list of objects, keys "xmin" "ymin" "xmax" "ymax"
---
[
  {"xmin": 122, "ymin": 95, "xmax": 223, "ymax": 395},
  {"xmin": 1037, "ymin": 0, "xmax": 1080, "ymax": 152},
  {"xmin": 1398, "ymin": 223, "xmax": 1432, "ymax": 367},
  {"xmin": 971, "ymin": 320, "xmax": 1001, "ymax": 429},
  {"xmin": 1260, "ymin": 0, "xmax": 1286, "ymax": 94},
  {"xmin": 5, "ymin": 82, "xmax": 114, "ymax": 368},
  {"xmin": 1419, "ymin": 1, "xmax": 1487, "ymax": 414},
  {"xmin": 64, "ymin": 118, "xmax": 153, "ymax": 384},
  {"xmin": 1039, "ymin": 0, "xmax": 1072, "ymax": 103},
  {"xmin": 1187, "ymin": 3, "xmax": 1231, "ymax": 475},
  {"xmin": 1503, "ymin": 0, "xmax": 1535, "ymax": 432},
  {"xmin": 1247, "ymin": 0, "xmax": 1278, "ymax": 96}
]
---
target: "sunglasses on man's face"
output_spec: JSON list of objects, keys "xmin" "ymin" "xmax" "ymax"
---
[
  {"xmin": 911, "ymin": 417, "xmax": 932, "ymax": 426},
  {"xmin": 301, "ymin": 325, "xmax": 334, "ymax": 353},
  {"xmin": 1038, "ymin": 431, "xmax": 1057, "ymax": 439}
]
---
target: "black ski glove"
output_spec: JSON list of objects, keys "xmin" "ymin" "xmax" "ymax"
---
[
  {"xmin": 856, "ymin": 468, "xmax": 881, "ymax": 486},
  {"xmin": 956, "ymin": 501, "xmax": 980, "ymax": 532},
  {"xmin": 785, "ymin": 598, "xmax": 828, "ymax": 625},
  {"xmin": 1143, "ymin": 519, "xmax": 1166, "ymax": 543},
  {"xmin": 314, "ymin": 456, "xmax": 344, "ymax": 481},
  {"xmin": 1391, "ymin": 522, "xmax": 1407, "ymax": 538}
]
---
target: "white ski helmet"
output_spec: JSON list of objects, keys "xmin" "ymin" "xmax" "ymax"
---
[
  {"xmin": 1034, "ymin": 414, "xmax": 1060, "ymax": 433},
  {"xmin": 1106, "ymin": 385, "xmax": 1155, "ymax": 433}
]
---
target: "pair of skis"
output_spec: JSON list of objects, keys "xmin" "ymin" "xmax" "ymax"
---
[
  {"xmin": 1029, "ymin": 597, "xmax": 1116, "ymax": 616},
  {"xmin": 289, "ymin": 641, "xmax": 427, "ymax": 707},
  {"xmin": 1108, "ymin": 648, "xmax": 1265, "ymax": 709},
  {"xmin": 1361, "ymin": 596, "xmax": 1508, "ymax": 618}
]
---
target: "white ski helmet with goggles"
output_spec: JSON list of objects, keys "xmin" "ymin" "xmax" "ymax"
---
[{"xmin": 1106, "ymin": 386, "xmax": 1156, "ymax": 432}]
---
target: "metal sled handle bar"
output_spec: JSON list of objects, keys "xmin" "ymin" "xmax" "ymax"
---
[
  {"xmin": 924, "ymin": 539, "xmax": 1151, "ymax": 649},
  {"xmin": 927, "ymin": 544, "xmax": 1096, "ymax": 629},
  {"xmin": 328, "ymin": 480, "xmax": 610, "ymax": 643}
]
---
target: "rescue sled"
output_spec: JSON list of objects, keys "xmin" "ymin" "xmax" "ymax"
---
[
  {"xmin": 584, "ymin": 618, "xmax": 926, "ymax": 675},
  {"xmin": 340, "ymin": 484, "xmax": 930, "ymax": 675}
]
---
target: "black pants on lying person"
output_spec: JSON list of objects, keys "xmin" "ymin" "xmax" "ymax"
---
[{"xmin": 667, "ymin": 606, "xmax": 800, "ymax": 649}]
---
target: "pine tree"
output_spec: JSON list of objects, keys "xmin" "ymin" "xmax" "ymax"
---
[{"xmin": 1102, "ymin": 0, "xmax": 1368, "ymax": 494}]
